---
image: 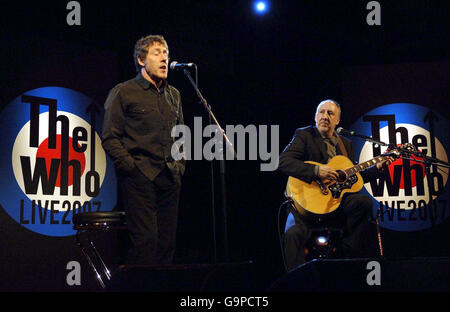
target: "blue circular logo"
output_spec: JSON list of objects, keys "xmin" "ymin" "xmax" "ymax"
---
[
  {"xmin": 0, "ymin": 87, "xmax": 117, "ymax": 237},
  {"xmin": 351, "ymin": 103, "xmax": 449, "ymax": 231}
]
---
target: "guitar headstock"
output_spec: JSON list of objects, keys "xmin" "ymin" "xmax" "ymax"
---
[
  {"xmin": 384, "ymin": 143, "xmax": 418, "ymax": 158},
  {"xmin": 399, "ymin": 143, "xmax": 418, "ymax": 153}
]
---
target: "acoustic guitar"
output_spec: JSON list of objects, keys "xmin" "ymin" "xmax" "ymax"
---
[{"xmin": 285, "ymin": 151, "xmax": 401, "ymax": 218}]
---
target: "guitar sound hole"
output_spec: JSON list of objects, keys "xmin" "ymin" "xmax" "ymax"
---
[{"xmin": 336, "ymin": 170, "xmax": 347, "ymax": 183}]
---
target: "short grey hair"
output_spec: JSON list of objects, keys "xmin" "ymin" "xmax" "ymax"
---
[{"xmin": 316, "ymin": 99, "xmax": 341, "ymax": 117}]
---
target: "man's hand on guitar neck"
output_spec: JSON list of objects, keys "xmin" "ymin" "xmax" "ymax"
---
[
  {"xmin": 317, "ymin": 165, "xmax": 339, "ymax": 181},
  {"xmin": 376, "ymin": 156, "xmax": 395, "ymax": 170}
]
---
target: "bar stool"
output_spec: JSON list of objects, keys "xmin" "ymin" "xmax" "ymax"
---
[{"xmin": 72, "ymin": 211, "xmax": 127, "ymax": 288}]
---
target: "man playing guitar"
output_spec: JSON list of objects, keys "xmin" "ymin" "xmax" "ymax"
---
[{"xmin": 278, "ymin": 99, "xmax": 393, "ymax": 271}]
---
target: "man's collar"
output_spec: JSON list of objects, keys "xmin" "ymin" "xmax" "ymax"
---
[
  {"xmin": 136, "ymin": 72, "xmax": 167, "ymax": 91},
  {"xmin": 314, "ymin": 126, "xmax": 338, "ymax": 145}
]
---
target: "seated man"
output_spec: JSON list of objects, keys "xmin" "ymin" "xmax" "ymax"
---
[{"xmin": 278, "ymin": 99, "xmax": 391, "ymax": 271}]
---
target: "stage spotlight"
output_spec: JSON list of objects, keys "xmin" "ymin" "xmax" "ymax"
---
[
  {"xmin": 254, "ymin": 1, "xmax": 269, "ymax": 14},
  {"xmin": 315, "ymin": 235, "xmax": 328, "ymax": 246}
]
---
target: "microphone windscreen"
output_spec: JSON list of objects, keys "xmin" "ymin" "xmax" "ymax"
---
[{"xmin": 169, "ymin": 61, "xmax": 178, "ymax": 70}]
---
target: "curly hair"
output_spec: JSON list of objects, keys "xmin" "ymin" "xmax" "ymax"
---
[{"xmin": 133, "ymin": 35, "xmax": 168, "ymax": 72}]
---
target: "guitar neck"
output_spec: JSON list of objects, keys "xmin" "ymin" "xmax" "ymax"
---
[{"xmin": 344, "ymin": 155, "xmax": 388, "ymax": 176}]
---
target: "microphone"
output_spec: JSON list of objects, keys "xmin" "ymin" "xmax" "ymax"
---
[
  {"xmin": 335, "ymin": 127, "xmax": 355, "ymax": 136},
  {"xmin": 170, "ymin": 61, "xmax": 195, "ymax": 70}
]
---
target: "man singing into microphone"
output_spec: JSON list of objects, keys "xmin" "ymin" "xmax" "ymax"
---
[
  {"xmin": 102, "ymin": 35, "xmax": 185, "ymax": 265},
  {"xmin": 278, "ymin": 99, "xmax": 391, "ymax": 271}
]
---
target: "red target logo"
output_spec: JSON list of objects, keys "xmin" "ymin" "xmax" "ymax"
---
[
  {"xmin": 36, "ymin": 135, "xmax": 87, "ymax": 188},
  {"xmin": 12, "ymin": 111, "xmax": 106, "ymax": 204}
]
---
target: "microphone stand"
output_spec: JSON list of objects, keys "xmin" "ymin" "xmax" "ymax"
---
[
  {"xmin": 349, "ymin": 131, "xmax": 396, "ymax": 149},
  {"xmin": 182, "ymin": 67, "xmax": 236, "ymax": 263},
  {"xmin": 194, "ymin": 68, "xmax": 216, "ymax": 263},
  {"xmin": 354, "ymin": 135, "xmax": 393, "ymax": 259}
]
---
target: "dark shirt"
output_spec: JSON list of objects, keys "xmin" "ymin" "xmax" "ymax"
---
[
  {"xmin": 318, "ymin": 130, "xmax": 338, "ymax": 160},
  {"xmin": 102, "ymin": 73, "xmax": 185, "ymax": 181},
  {"xmin": 312, "ymin": 130, "xmax": 339, "ymax": 176}
]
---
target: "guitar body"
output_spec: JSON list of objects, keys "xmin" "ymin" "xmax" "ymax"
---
[{"xmin": 286, "ymin": 155, "xmax": 364, "ymax": 217}]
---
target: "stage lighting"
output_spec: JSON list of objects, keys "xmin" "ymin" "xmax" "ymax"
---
[
  {"xmin": 315, "ymin": 235, "xmax": 328, "ymax": 246},
  {"xmin": 254, "ymin": 1, "xmax": 268, "ymax": 14}
]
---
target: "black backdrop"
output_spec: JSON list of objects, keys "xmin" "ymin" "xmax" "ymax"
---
[{"xmin": 0, "ymin": 0, "xmax": 449, "ymax": 292}]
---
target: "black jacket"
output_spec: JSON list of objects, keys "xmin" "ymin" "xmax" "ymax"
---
[{"xmin": 278, "ymin": 125, "xmax": 379, "ymax": 183}]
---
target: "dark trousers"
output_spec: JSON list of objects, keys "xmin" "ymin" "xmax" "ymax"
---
[
  {"xmin": 283, "ymin": 193, "xmax": 372, "ymax": 271},
  {"xmin": 118, "ymin": 165, "xmax": 181, "ymax": 265}
]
